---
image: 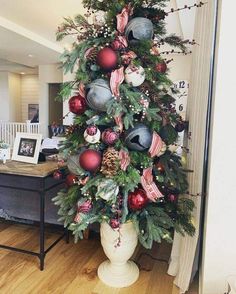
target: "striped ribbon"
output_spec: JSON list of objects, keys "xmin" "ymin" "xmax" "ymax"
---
[
  {"xmin": 119, "ymin": 149, "xmax": 130, "ymax": 171},
  {"xmin": 141, "ymin": 167, "xmax": 163, "ymax": 202},
  {"xmin": 110, "ymin": 66, "xmax": 124, "ymax": 98},
  {"xmin": 149, "ymin": 131, "xmax": 163, "ymax": 158},
  {"xmin": 78, "ymin": 83, "xmax": 85, "ymax": 98}
]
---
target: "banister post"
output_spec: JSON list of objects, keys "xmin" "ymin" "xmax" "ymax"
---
[{"xmin": 26, "ymin": 120, "xmax": 31, "ymax": 133}]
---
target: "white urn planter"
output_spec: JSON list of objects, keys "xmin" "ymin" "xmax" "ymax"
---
[{"xmin": 98, "ymin": 221, "xmax": 139, "ymax": 288}]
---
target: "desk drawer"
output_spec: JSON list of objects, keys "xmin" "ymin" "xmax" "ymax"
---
[
  {"xmin": 0, "ymin": 184, "xmax": 64, "ymax": 224},
  {"xmin": 0, "ymin": 174, "xmax": 43, "ymax": 190}
]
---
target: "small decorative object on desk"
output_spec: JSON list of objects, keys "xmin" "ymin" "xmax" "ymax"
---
[
  {"xmin": 52, "ymin": 0, "xmax": 203, "ymax": 288},
  {"xmin": 49, "ymin": 122, "xmax": 66, "ymax": 137},
  {"xmin": 0, "ymin": 141, "xmax": 10, "ymax": 164}
]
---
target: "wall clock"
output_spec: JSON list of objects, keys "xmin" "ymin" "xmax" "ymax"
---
[
  {"xmin": 173, "ymin": 80, "xmax": 189, "ymax": 155},
  {"xmin": 173, "ymin": 80, "xmax": 189, "ymax": 120}
]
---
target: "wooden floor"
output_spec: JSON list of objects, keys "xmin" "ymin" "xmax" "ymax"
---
[{"xmin": 0, "ymin": 222, "xmax": 198, "ymax": 294}]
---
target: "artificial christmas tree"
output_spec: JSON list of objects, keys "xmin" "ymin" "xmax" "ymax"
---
[{"xmin": 53, "ymin": 0, "xmax": 200, "ymax": 287}]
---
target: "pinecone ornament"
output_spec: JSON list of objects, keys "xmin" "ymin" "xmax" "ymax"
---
[
  {"xmin": 139, "ymin": 81, "xmax": 159, "ymax": 102},
  {"xmin": 86, "ymin": 47, "xmax": 98, "ymax": 62},
  {"xmin": 101, "ymin": 147, "xmax": 120, "ymax": 177}
]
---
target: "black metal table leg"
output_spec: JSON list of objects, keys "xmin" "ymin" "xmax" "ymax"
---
[
  {"xmin": 65, "ymin": 228, "xmax": 70, "ymax": 244},
  {"xmin": 39, "ymin": 191, "xmax": 45, "ymax": 271}
]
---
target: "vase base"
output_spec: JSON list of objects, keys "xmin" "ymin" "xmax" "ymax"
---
[{"xmin": 98, "ymin": 260, "xmax": 139, "ymax": 288}]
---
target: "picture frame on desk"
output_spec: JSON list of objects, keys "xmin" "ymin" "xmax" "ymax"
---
[{"xmin": 12, "ymin": 132, "xmax": 42, "ymax": 164}]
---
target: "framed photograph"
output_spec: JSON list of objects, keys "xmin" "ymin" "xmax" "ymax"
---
[
  {"xmin": 28, "ymin": 104, "xmax": 39, "ymax": 122},
  {"xmin": 12, "ymin": 132, "xmax": 42, "ymax": 164}
]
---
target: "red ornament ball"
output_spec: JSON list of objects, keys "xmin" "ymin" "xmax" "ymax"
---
[
  {"xmin": 128, "ymin": 188, "xmax": 149, "ymax": 211},
  {"xmin": 79, "ymin": 149, "xmax": 102, "ymax": 173},
  {"xmin": 155, "ymin": 62, "xmax": 167, "ymax": 74},
  {"xmin": 86, "ymin": 125, "xmax": 98, "ymax": 136},
  {"xmin": 156, "ymin": 161, "xmax": 165, "ymax": 173},
  {"xmin": 96, "ymin": 47, "xmax": 118, "ymax": 71},
  {"xmin": 109, "ymin": 218, "xmax": 120, "ymax": 229},
  {"xmin": 102, "ymin": 128, "xmax": 119, "ymax": 145},
  {"xmin": 66, "ymin": 173, "xmax": 77, "ymax": 187},
  {"xmin": 68, "ymin": 95, "xmax": 86, "ymax": 115},
  {"xmin": 168, "ymin": 194, "xmax": 178, "ymax": 203},
  {"xmin": 53, "ymin": 170, "xmax": 62, "ymax": 180},
  {"xmin": 77, "ymin": 200, "xmax": 92, "ymax": 213}
]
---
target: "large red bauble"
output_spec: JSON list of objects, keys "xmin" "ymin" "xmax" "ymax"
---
[
  {"xmin": 79, "ymin": 149, "xmax": 102, "ymax": 172},
  {"xmin": 66, "ymin": 173, "xmax": 77, "ymax": 187},
  {"xmin": 68, "ymin": 95, "xmax": 86, "ymax": 115},
  {"xmin": 128, "ymin": 188, "xmax": 149, "ymax": 211},
  {"xmin": 96, "ymin": 47, "xmax": 118, "ymax": 71},
  {"xmin": 155, "ymin": 62, "xmax": 167, "ymax": 74}
]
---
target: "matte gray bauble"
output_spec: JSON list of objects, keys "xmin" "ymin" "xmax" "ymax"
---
[
  {"xmin": 86, "ymin": 79, "xmax": 113, "ymax": 112},
  {"xmin": 125, "ymin": 17, "xmax": 154, "ymax": 42},
  {"xmin": 124, "ymin": 124, "xmax": 152, "ymax": 151}
]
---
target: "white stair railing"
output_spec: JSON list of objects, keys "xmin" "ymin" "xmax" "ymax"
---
[{"xmin": 0, "ymin": 120, "xmax": 41, "ymax": 148}]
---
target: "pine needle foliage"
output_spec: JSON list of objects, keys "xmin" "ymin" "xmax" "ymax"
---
[{"xmin": 53, "ymin": 0, "xmax": 196, "ymax": 248}]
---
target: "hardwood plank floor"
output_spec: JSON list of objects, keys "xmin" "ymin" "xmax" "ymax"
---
[{"xmin": 0, "ymin": 222, "xmax": 198, "ymax": 294}]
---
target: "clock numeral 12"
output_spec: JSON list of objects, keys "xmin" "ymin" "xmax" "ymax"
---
[{"xmin": 179, "ymin": 81, "xmax": 186, "ymax": 88}]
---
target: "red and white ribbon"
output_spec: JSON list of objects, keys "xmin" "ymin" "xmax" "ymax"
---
[
  {"xmin": 119, "ymin": 149, "xmax": 130, "ymax": 171},
  {"xmin": 110, "ymin": 66, "xmax": 124, "ymax": 98},
  {"xmin": 116, "ymin": 4, "xmax": 133, "ymax": 33},
  {"xmin": 78, "ymin": 83, "xmax": 86, "ymax": 98},
  {"xmin": 149, "ymin": 131, "xmax": 163, "ymax": 158},
  {"xmin": 74, "ymin": 213, "xmax": 81, "ymax": 223},
  {"xmin": 114, "ymin": 114, "xmax": 124, "ymax": 133},
  {"xmin": 121, "ymin": 51, "xmax": 137, "ymax": 65},
  {"xmin": 141, "ymin": 167, "xmax": 163, "ymax": 202}
]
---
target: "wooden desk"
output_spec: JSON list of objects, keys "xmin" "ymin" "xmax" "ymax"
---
[{"xmin": 0, "ymin": 160, "xmax": 68, "ymax": 270}]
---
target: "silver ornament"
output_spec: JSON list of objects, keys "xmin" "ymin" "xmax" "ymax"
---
[
  {"xmin": 86, "ymin": 79, "xmax": 113, "ymax": 112},
  {"xmin": 124, "ymin": 124, "xmax": 152, "ymax": 151},
  {"xmin": 125, "ymin": 17, "xmax": 154, "ymax": 42}
]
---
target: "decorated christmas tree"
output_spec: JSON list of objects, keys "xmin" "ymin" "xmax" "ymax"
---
[{"xmin": 53, "ymin": 0, "xmax": 197, "ymax": 251}]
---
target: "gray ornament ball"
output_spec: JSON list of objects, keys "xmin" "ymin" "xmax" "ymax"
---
[
  {"xmin": 85, "ymin": 79, "xmax": 113, "ymax": 112},
  {"xmin": 124, "ymin": 124, "xmax": 152, "ymax": 151},
  {"xmin": 125, "ymin": 17, "xmax": 154, "ymax": 42}
]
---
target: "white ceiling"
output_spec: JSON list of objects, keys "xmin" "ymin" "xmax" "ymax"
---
[
  {"xmin": 0, "ymin": 0, "xmax": 195, "ymax": 74},
  {"xmin": 0, "ymin": 0, "xmax": 85, "ymax": 43}
]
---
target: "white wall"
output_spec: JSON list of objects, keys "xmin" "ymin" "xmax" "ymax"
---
[
  {"xmin": 38, "ymin": 64, "xmax": 63, "ymax": 137},
  {"xmin": 63, "ymin": 71, "xmax": 75, "ymax": 126},
  {"xmin": 0, "ymin": 72, "xmax": 10, "ymax": 121},
  {"xmin": 21, "ymin": 74, "xmax": 39, "ymax": 121},
  {"xmin": 8, "ymin": 73, "xmax": 21, "ymax": 121},
  {"xmin": 201, "ymin": 1, "xmax": 236, "ymax": 293},
  {"xmin": 169, "ymin": 54, "xmax": 192, "ymax": 81}
]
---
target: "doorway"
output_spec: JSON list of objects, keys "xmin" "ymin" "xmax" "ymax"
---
[{"xmin": 48, "ymin": 83, "xmax": 63, "ymax": 125}]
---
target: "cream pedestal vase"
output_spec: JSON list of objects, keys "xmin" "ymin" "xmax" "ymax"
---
[{"xmin": 98, "ymin": 221, "xmax": 139, "ymax": 288}]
